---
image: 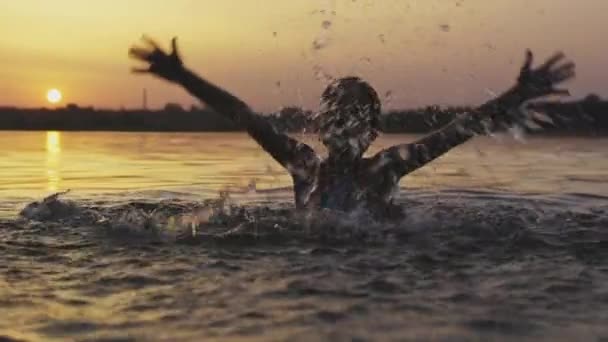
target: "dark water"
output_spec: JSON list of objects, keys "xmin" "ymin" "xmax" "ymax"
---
[{"xmin": 1, "ymin": 132, "xmax": 607, "ymax": 341}]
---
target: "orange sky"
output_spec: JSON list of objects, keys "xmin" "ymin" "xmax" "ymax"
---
[{"xmin": 0, "ymin": 0, "xmax": 606, "ymax": 112}]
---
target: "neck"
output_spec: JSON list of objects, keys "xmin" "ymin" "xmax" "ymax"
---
[{"xmin": 327, "ymin": 150, "xmax": 360, "ymax": 169}]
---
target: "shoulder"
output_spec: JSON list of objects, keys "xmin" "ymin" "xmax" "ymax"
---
[
  {"xmin": 363, "ymin": 144, "xmax": 411, "ymax": 170},
  {"xmin": 288, "ymin": 153, "xmax": 321, "ymax": 181}
]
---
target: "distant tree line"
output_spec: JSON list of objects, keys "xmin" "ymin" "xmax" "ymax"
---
[
  {"xmin": 268, "ymin": 95, "xmax": 608, "ymax": 135},
  {"xmin": 0, "ymin": 94, "xmax": 606, "ymax": 135},
  {"xmin": 0, "ymin": 103, "xmax": 239, "ymax": 131}
]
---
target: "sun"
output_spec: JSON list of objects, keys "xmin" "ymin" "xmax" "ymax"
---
[{"xmin": 46, "ymin": 89, "xmax": 62, "ymax": 104}]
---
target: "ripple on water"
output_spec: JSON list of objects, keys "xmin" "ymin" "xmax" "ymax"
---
[{"xmin": 1, "ymin": 190, "xmax": 608, "ymax": 341}]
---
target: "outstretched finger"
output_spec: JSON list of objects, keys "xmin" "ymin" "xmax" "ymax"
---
[
  {"xmin": 550, "ymin": 67, "xmax": 576, "ymax": 83},
  {"xmin": 171, "ymin": 37, "xmax": 180, "ymax": 57},
  {"xmin": 539, "ymin": 52, "xmax": 565, "ymax": 71},
  {"xmin": 131, "ymin": 66, "xmax": 151, "ymax": 74},
  {"xmin": 142, "ymin": 35, "xmax": 171, "ymax": 60},
  {"xmin": 129, "ymin": 46, "xmax": 152, "ymax": 61},
  {"xmin": 141, "ymin": 35, "xmax": 163, "ymax": 51},
  {"xmin": 520, "ymin": 49, "xmax": 534, "ymax": 75},
  {"xmin": 552, "ymin": 61, "xmax": 575, "ymax": 75}
]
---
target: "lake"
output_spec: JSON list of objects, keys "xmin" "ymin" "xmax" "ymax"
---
[{"xmin": 0, "ymin": 131, "xmax": 607, "ymax": 341}]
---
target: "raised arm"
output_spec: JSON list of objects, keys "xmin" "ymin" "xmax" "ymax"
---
[
  {"xmin": 129, "ymin": 37, "xmax": 318, "ymax": 177},
  {"xmin": 372, "ymin": 50, "xmax": 575, "ymax": 177}
]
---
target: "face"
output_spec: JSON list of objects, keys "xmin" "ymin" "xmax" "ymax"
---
[
  {"xmin": 317, "ymin": 77, "xmax": 381, "ymax": 160},
  {"xmin": 318, "ymin": 103, "xmax": 378, "ymax": 160}
]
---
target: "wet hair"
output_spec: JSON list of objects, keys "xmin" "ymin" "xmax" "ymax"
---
[{"xmin": 318, "ymin": 77, "xmax": 382, "ymax": 129}]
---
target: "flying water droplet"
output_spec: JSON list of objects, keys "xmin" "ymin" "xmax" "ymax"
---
[
  {"xmin": 530, "ymin": 110, "xmax": 554, "ymax": 125},
  {"xmin": 312, "ymin": 65, "xmax": 334, "ymax": 83},
  {"xmin": 312, "ymin": 37, "xmax": 330, "ymax": 51},
  {"xmin": 384, "ymin": 90, "xmax": 393, "ymax": 105},
  {"xmin": 398, "ymin": 146, "xmax": 410, "ymax": 160}
]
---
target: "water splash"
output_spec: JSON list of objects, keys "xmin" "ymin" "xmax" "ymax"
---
[
  {"xmin": 4, "ymin": 188, "xmax": 608, "ymax": 342},
  {"xmin": 14, "ymin": 188, "xmax": 608, "ymax": 248}
]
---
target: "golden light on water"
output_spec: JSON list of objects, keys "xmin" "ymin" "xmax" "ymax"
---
[
  {"xmin": 46, "ymin": 131, "xmax": 62, "ymax": 192},
  {"xmin": 46, "ymin": 89, "xmax": 62, "ymax": 104},
  {"xmin": 46, "ymin": 131, "xmax": 61, "ymax": 154}
]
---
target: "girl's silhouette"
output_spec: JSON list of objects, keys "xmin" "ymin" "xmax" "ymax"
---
[{"xmin": 130, "ymin": 37, "xmax": 575, "ymax": 219}]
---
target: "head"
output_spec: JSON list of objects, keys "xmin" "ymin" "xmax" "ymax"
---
[{"xmin": 316, "ymin": 77, "xmax": 381, "ymax": 160}]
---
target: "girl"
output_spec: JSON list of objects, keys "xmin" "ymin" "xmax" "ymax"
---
[{"xmin": 130, "ymin": 37, "xmax": 574, "ymax": 219}]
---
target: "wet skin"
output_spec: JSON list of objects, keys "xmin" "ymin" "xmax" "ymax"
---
[{"xmin": 129, "ymin": 38, "xmax": 575, "ymax": 219}]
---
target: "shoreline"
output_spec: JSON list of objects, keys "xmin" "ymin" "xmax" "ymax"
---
[{"xmin": 1, "ymin": 96, "xmax": 606, "ymax": 135}]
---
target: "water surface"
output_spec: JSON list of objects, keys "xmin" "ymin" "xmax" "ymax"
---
[{"xmin": 1, "ymin": 131, "xmax": 607, "ymax": 341}]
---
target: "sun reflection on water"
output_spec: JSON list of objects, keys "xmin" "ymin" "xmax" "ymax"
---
[{"xmin": 46, "ymin": 131, "xmax": 62, "ymax": 192}]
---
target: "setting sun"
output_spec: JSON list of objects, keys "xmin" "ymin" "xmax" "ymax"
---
[{"xmin": 46, "ymin": 89, "xmax": 62, "ymax": 104}]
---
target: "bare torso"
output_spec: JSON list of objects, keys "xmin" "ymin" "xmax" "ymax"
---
[{"xmin": 293, "ymin": 158, "xmax": 404, "ymax": 219}]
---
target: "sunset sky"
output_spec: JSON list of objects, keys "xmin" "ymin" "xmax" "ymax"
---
[{"xmin": 0, "ymin": 0, "xmax": 606, "ymax": 112}]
